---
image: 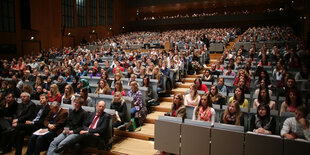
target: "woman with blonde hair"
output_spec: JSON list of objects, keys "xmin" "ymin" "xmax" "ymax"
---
[
  {"xmin": 167, "ymin": 93, "xmax": 186, "ymax": 119},
  {"xmin": 184, "ymin": 84, "xmax": 201, "ymax": 106},
  {"xmin": 110, "ymin": 91, "xmax": 128, "ymax": 128},
  {"xmin": 95, "ymin": 79, "xmax": 111, "ymax": 95},
  {"xmin": 61, "ymin": 84, "xmax": 75, "ymax": 104},
  {"xmin": 152, "ymin": 66, "xmax": 163, "ymax": 92},
  {"xmin": 193, "ymin": 94, "xmax": 216, "ymax": 126},
  {"xmin": 47, "ymin": 84, "xmax": 62, "ymax": 103},
  {"xmin": 221, "ymin": 100, "xmax": 244, "ymax": 126}
]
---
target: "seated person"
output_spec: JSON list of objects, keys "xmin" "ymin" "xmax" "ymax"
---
[
  {"xmin": 184, "ymin": 84, "xmax": 201, "ymax": 107},
  {"xmin": 216, "ymin": 77, "xmax": 228, "ymax": 95},
  {"xmin": 71, "ymin": 100, "xmax": 111, "ymax": 154},
  {"xmin": 110, "ymin": 92, "xmax": 128, "ymax": 128},
  {"xmin": 250, "ymin": 104, "xmax": 276, "ymax": 135},
  {"xmin": 47, "ymin": 97, "xmax": 88, "ymax": 154},
  {"xmin": 235, "ymin": 76, "xmax": 250, "ymax": 94},
  {"xmin": 221, "ymin": 100, "xmax": 244, "ymax": 126},
  {"xmin": 224, "ymin": 64, "xmax": 236, "ymax": 76},
  {"xmin": 253, "ymin": 88, "xmax": 276, "ymax": 110},
  {"xmin": 209, "ymin": 85, "xmax": 225, "ymax": 108},
  {"xmin": 26, "ymin": 101, "xmax": 68, "ymax": 155},
  {"xmin": 61, "ymin": 85, "xmax": 75, "ymax": 105},
  {"xmin": 79, "ymin": 88, "xmax": 94, "ymax": 107},
  {"xmin": 11, "ymin": 94, "xmax": 50, "ymax": 155},
  {"xmin": 112, "ymin": 81, "xmax": 126, "ymax": 96},
  {"xmin": 47, "ymin": 84, "xmax": 62, "ymax": 103},
  {"xmin": 194, "ymin": 78, "xmax": 208, "ymax": 93},
  {"xmin": 201, "ymin": 70, "xmax": 214, "ymax": 83},
  {"xmin": 56, "ymin": 76, "xmax": 67, "ymax": 94},
  {"xmin": 128, "ymin": 81, "xmax": 146, "ymax": 126},
  {"xmin": 152, "ymin": 67, "xmax": 163, "ymax": 93},
  {"xmin": 280, "ymin": 89, "xmax": 303, "ymax": 116},
  {"xmin": 281, "ymin": 104, "xmax": 310, "ymax": 140},
  {"xmin": 166, "ymin": 93, "xmax": 186, "ymax": 119},
  {"xmin": 228, "ymin": 87, "xmax": 249, "ymax": 110},
  {"xmin": 94, "ymin": 79, "xmax": 111, "ymax": 95},
  {"xmin": 193, "ymin": 94, "xmax": 216, "ymax": 126},
  {"xmin": 254, "ymin": 79, "xmax": 273, "ymax": 97}
]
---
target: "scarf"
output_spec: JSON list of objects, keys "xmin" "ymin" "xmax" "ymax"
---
[
  {"xmin": 199, "ymin": 106, "xmax": 211, "ymax": 121},
  {"xmin": 225, "ymin": 113, "xmax": 236, "ymax": 124}
]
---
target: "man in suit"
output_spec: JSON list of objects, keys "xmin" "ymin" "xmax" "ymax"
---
[
  {"xmin": 12, "ymin": 94, "xmax": 51, "ymax": 155},
  {"xmin": 0, "ymin": 92, "xmax": 37, "ymax": 154},
  {"xmin": 47, "ymin": 97, "xmax": 88, "ymax": 155},
  {"xmin": 72, "ymin": 100, "xmax": 111, "ymax": 155},
  {"xmin": 26, "ymin": 101, "xmax": 68, "ymax": 155}
]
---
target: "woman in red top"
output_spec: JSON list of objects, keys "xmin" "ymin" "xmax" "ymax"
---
[
  {"xmin": 47, "ymin": 84, "xmax": 62, "ymax": 103},
  {"xmin": 194, "ymin": 78, "xmax": 208, "ymax": 93},
  {"xmin": 168, "ymin": 93, "xmax": 186, "ymax": 119}
]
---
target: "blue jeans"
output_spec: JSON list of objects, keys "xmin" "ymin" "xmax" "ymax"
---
[
  {"xmin": 131, "ymin": 107, "xmax": 137, "ymax": 118},
  {"xmin": 47, "ymin": 133, "xmax": 79, "ymax": 155}
]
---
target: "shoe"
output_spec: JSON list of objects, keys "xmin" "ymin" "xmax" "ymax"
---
[{"xmin": 54, "ymin": 146, "xmax": 65, "ymax": 154}]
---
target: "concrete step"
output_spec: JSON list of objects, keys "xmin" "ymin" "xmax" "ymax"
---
[
  {"xmin": 114, "ymin": 123, "xmax": 154, "ymax": 141},
  {"xmin": 151, "ymin": 101, "xmax": 172, "ymax": 112},
  {"xmin": 111, "ymin": 137, "xmax": 157, "ymax": 155},
  {"xmin": 171, "ymin": 88, "xmax": 188, "ymax": 95},
  {"xmin": 160, "ymin": 96, "xmax": 173, "ymax": 102},
  {"xmin": 184, "ymin": 78, "xmax": 196, "ymax": 83},
  {"xmin": 145, "ymin": 111, "xmax": 165, "ymax": 124},
  {"xmin": 176, "ymin": 82, "xmax": 192, "ymax": 88},
  {"xmin": 185, "ymin": 74, "xmax": 203, "ymax": 78}
]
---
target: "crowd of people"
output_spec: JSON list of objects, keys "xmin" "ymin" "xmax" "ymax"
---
[
  {"xmin": 239, "ymin": 26, "xmax": 298, "ymax": 42},
  {"xmin": 141, "ymin": 7, "xmax": 286, "ymax": 21},
  {"xmin": 90, "ymin": 27, "xmax": 239, "ymax": 47},
  {"xmin": 0, "ymin": 25, "xmax": 309, "ymax": 154}
]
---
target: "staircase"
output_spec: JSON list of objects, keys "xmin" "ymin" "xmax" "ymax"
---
[{"xmin": 107, "ymin": 53, "xmax": 224, "ymax": 154}]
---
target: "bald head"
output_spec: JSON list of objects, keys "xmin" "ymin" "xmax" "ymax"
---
[{"xmin": 96, "ymin": 100, "xmax": 106, "ymax": 115}]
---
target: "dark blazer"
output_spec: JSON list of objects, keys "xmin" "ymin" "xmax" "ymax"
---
[
  {"xmin": 44, "ymin": 108, "xmax": 68, "ymax": 135},
  {"xmin": 14, "ymin": 100, "xmax": 37, "ymax": 123},
  {"xmin": 32, "ymin": 105, "xmax": 51, "ymax": 128},
  {"xmin": 83, "ymin": 112, "xmax": 110, "ymax": 139}
]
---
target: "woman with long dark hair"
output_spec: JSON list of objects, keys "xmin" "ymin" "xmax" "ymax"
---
[
  {"xmin": 250, "ymin": 104, "xmax": 276, "ymax": 135},
  {"xmin": 228, "ymin": 87, "xmax": 249, "ymax": 110}
]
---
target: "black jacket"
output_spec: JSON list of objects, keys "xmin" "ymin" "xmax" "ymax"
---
[
  {"xmin": 14, "ymin": 100, "xmax": 37, "ymax": 123},
  {"xmin": 67, "ymin": 108, "xmax": 88, "ymax": 134}
]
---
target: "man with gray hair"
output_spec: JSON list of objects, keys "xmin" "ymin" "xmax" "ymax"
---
[
  {"xmin": 0, "ymin": 92, "xmax": 37, "ymax": 154},
  {"xmin": 26, "ymin": 101, "xmax": 68, "ymax": 155}
]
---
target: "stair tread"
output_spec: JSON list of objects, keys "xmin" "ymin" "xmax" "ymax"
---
[
  {"xmin": 111, "ymin": 137, "xmax": 157, "ymax": 155},
  {"xmin": 146, "ymin": 111, "xmax": 165, "ymax": 120},
  {"xmin": 134, "ymin": 123, "xmax": 154, "ymax": 136}
]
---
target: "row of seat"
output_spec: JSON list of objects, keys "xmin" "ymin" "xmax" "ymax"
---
[
  {"xmin": 235, "ymin": 40, "xmax": 301, "ymax": 51},
  {"xmin": 155, "ymin": 116, "xmax": 310, "ymax": 155}
]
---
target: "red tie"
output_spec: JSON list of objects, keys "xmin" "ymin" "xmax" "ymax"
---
[{"xmin": 89, "ymin": 115, "xmax": 99, "ymax": 129}]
